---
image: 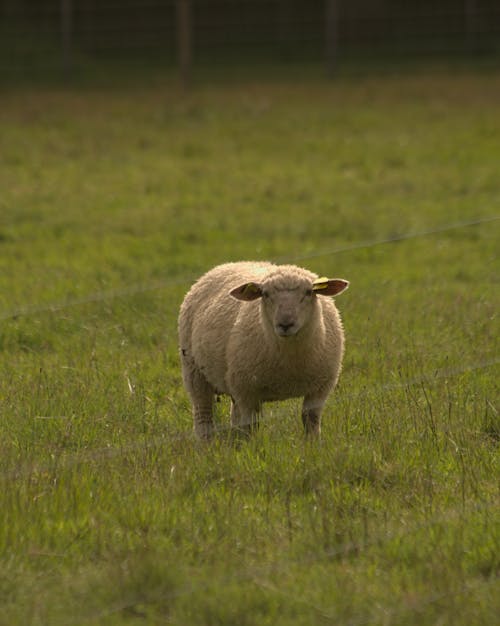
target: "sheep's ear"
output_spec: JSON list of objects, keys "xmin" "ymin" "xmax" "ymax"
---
[
  {"xmin": 312, "ymin": 277, "xmax": 349, "ymax": 296},
  {"xmin": 230, "ymin": 282, "xmax": 263, "ymax": 301}
]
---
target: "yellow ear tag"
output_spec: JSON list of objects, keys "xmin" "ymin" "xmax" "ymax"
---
[
  {"xmin": 244, "ymin": 283, "xmax": 260, "ymax": 294},
  {"xmin": 312, "ymin": 277, "xmax": 329, "ymax": 291}
]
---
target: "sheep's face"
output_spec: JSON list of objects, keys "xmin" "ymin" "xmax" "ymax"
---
[
  {"xmin": 231, "ymin": 273, "xmax": 349, "ymax": 339},
  {"xmin": 261, "ymin": 283, "xmax": 315, "ymax": 337}
]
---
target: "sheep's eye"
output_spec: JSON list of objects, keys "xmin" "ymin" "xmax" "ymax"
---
[{"xmin": 305, "ymin": 289, "xmax": 313, "ymax": 297}]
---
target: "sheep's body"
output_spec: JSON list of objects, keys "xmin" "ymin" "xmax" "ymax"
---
[{"xmin": 178, "ymin": 261, "xmax": 348, "ymax": 439}]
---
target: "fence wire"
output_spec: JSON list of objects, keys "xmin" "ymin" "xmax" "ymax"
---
[
  {"xmin": 6, "ymin": 362, "xmax": 499, "ymax": 624},
  {"xmin": 7, "ymin": 353, "xmax": 498, "ymax": 482},
  {"xmin": 254, "ymin": 575, "xmax": 499, "ymax": 626},
  {"xmin": 2, "ymin": 207, "xmax": 498, "ymax": 619},
  {"xmin": 2, "ymin": 0, "xmax": 500, "ymax": 79},
  {"xmin": 1, "ymin": 213, "xmax": 498, "ymax": 322},
  {"xmin": 60, "ymin": 497, "xmax": 500, "ymax": 624}
]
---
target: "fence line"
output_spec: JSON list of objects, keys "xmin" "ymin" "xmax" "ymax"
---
[
  {"xmin": 7, "ymin": 353, "xmax": 498, "ymax": 484},
  {"xmin": 255, "ymin": 575, "xmax": 499, "ymax": 626},
  {"xmin": 9, "ymin": 416, "xmax": 499, "ymax": 625},
  {"xmin": 86, "ymin": 560, "xmax": 498, "ymax": 625},
  {"xmin": 0, "ymin": 277, "xmax": 190, "ymax": 323},
  {"xmin": 2, "ymin": 0, "xmax": 500, "ymax": 81},
  {"xmin": 75, "ymin": 498, "xmax": 500, "ymax": 624},
  {"xmin": 275, "ymin": 214, "xmax": 500, "ymax": 263},
  {"xmin": 5, "ymin": 354, "xmax": 498, "ymax": 620},
  {"xmin": 1, "ymin": 214, "xmax": 498, "ymax": 323},
  {"xmin": 1, "ymin": 183, "xmax": 497, "ymax": 618},
  {"xmin": 342, "ymin": 357, "xmax": 500, "ymax": 398}
]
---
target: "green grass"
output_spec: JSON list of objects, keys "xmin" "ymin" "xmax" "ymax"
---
[{"xmin": 0, "ymin": 67, "xmax": 499, "ymax": 625}]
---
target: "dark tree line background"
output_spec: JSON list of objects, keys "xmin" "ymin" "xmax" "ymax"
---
[{"xmin": 1, "ymin": 0, "xmax": 499, "ymax": 79}]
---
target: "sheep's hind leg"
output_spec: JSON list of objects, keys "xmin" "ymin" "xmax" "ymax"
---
[{"xmin": 184, "ymin": 365, "xmax": 215, "ymax": 440}]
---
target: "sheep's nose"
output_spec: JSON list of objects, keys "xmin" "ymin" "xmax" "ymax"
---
[{"xmin": 278, "ymin": 322, "xmax": 294, "ymax": 333}]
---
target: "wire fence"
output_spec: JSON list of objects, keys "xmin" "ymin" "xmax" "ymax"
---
[
  {"xmin": 1, "ymin": 0, "xmax": 500, "ymax": 82},
  {"xmin": 2, "ymin": 213, "xmax": 498, "ymax": 473},
  {"xmin": 38, "ymin": 483, "xmax": 500, "ymax": 625},
  {"xmin": 2, "ymin": 207, "xmax": 498, "ymax": 620},
  {"xmin": 7, "ymin": 353, "xmax": 497, "ymax": 485},
  {"xmin": 29, "ymin": 484, "xmax": 490, "ymax": 625},
  {"xmin": 2, "ymin": 212, "xmax": 499, "ymax": 436},
  {"xmin": 6, "ymin": 345, "xmax": 499, "ymax": 622},
  {"xmin": 2, "ymin": 214, "xmax": 499, "ymax": 322}
]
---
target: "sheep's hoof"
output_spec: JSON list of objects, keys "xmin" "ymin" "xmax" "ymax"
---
[
  {"xmin": 194, "ymin": 424, "xmax": 215, "ymax": 442},
  {"xmin": 230, "ymin": 423, "xmax": 259, "ymax": 444},
  {"xmin": 304, "ymin": 429, "xmax": 321, "ymax": 439},
  {"xmin": 303, "ymin": 423, "xmax": 321, "ymax": 438}
]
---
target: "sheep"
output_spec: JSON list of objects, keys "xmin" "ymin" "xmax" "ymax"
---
[{"xmin": 178, "ymin": 261, "xmax": 349, "ymax": 440}]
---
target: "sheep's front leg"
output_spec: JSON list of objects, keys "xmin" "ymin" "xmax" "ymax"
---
[
  {"xmin": 193, "ymin": 392, "xmax": 215, "ymax": 440},
  {"xmin": 230, "ymin": 398, "xmax": 260, "ymax": 437},
  {"xmin": 301, "ymin": 395, "xmax": 326, "ymax": 436}
]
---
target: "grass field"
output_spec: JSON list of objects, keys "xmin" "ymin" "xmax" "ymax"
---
[{"xmin": 0, "ymin": 67, "xmax": 499, "ymax": 625}]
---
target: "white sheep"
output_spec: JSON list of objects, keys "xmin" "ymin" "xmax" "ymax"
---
[{"xmin": 178, "ymin": 261, "xmax": 349, "ymax": 439}]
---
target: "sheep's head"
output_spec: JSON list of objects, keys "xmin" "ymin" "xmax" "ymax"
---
[{"xmin": 230, "ymin": 271, "xmax": 349, "ymax": 338}]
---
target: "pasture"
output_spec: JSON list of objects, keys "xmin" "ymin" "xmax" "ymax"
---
[{"xmin": 0, "ymin": 68, "xmax": 499, "ymax": 625}]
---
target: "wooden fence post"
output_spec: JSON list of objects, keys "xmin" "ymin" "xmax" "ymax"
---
[
  {"xmin": 464, "ymin": 0, "xmax": 477, "ymax": 51},
  {"xmin": 325, "ymin": 0, "xmax": 339, "ymax": 77},
  {"xmin": 60, "ymin": 0, "xmax": 73, "ymax": 78},
  {"xmin": 177, "ymin": 0, "xmax": 193, "ymax": 89}
]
